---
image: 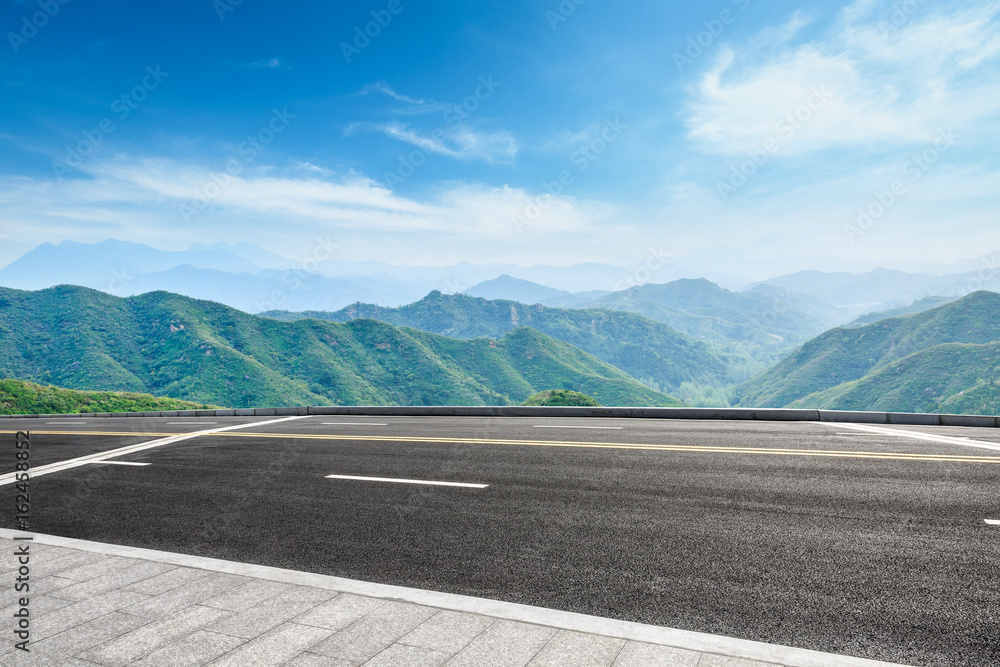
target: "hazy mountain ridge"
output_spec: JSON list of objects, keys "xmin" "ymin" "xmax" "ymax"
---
[
  {"xmin": 843, "ymin": 296, "xmax": 958, "ymax": 328},
  {"xmin": 0, "ymin": 285, "xmax": 682, "ymax": 408},
  {"xmin": 735, "ymin": 291, "xmax": 1000, "ymax": 412},
  {"xmin": 576, "ymin": 279, "xmax": 841, "ymax": 357}
]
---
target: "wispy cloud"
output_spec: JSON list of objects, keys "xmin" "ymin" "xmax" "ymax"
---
[
  {"xmin": 0, "ymin": 158, "xmax": 609, "ymax": 264},
  {"xmin": 684, "ymin": 0, "xmax": 1000, "ymax": 156},
  {"xmin": 360, "ymin": 81, "xmax": 427, "ymax": 106},
  {"xmin": 351, "ymin": 81, "xmax": 518, "ymax": 163},
  {"xmin": 355, "ymin": 121, "xmax": 518, "ymax": 164}
]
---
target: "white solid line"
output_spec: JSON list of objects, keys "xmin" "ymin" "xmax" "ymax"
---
[
  {"xmin": 0, "ymin": 530, "xmax": 899, "ymax": 667},
  {"xmin": 46, "ymin": 421, "xmax": 88, "ymax": 424},
  {"xmin": 326, "ymin": 474, "xmax": 487, "ymax": 489},
  {"xmin": 533, "ymin": 425, "xmax": 624, "ymax": 430},
  {"xmin": 167, "ymin": 421, "xmax": 217, "ymax": 425},
  {"xmin": 985, "ymin": 519, "xmax": 1000, "ymax": 526},
  {"xmin": 0, "ymin": 416, "xmax": 312, "ymax": 486},
  {"xmin": 817, "ymin": 422, "xmax": 1000, "ymax": 452},
  {"xmin": 88, "ymin": 460, "xmax": 151, "ymax": 467},
  {"xmin": 321, "ymin": 422, "xmax": 388, "ymax": 426}
]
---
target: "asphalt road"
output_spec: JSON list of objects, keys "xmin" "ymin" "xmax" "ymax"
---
[{"xmin": 3, "ymin": 416, "xmax": 999, "ymax": 666}]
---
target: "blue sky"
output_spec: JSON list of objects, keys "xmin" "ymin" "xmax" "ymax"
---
[{"xmin": 1, "ymin": 0, "xmax": 999, "ymax": 273}]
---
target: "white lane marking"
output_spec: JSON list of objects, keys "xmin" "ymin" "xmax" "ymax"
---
[
  {"xmin": 88, "ymin": 460, "xmax": 151, "ymax": 467},
  {"xmin": 0, "ymin": 416, "xmax": 312, "ymax": 486},
  {"xmin": 986, "ymin": 519, "xmax": 1000, "ymax": 526},
  {"xmin": 46, "ymin": 421, "xmax": 88, "ymax": 425},
  {"xmin": 818, "ymin": 422, "xmax": 1000, "ymax": 452},
  {"xmin": 533, "ymin": 425, "xmax": 624, "ymax": 430},
  {"xmin": 167, "ymin": 421, "xmax": 217, "ymax": 425},
  {"xmin": 325, "ymin": 474, "xmax": 487, "ymax": 489},
  {"xmin": 321, "ymin": 422, "xmax": 388, "ymax": 426}
]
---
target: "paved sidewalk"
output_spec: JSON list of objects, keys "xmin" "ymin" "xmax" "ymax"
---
[{"xmin": 2, "ymin": 532, "xmax": 909, "ymax": 667}]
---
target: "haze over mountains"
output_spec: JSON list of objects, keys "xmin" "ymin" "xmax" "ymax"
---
[{"xmin": 2, "ymin": 240, "xmax": 998, "ymax": 319}]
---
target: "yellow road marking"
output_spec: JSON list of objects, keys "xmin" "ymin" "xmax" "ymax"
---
[{"xmin": 4, "ymin": 430, "xmax": 1000, "ymax": 464}]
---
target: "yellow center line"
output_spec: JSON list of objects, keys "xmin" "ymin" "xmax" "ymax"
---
[{"xmin": 5, "ymin": 430, "xmax": 998, "ymax": 463}]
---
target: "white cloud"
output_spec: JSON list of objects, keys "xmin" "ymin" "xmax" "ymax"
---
[
  {"xmin": 0, "ymin": 159, "xmax": 616, "ymax": 264},
  {"xmin": 685, "ymin": 1, "xmax": 1000, "ymax": 156},
  {"xmin": 360, "ymin": 81, "xmax": 427, "ymax": 106}
]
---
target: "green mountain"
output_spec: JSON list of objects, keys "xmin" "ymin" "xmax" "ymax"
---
[
  {"xmin": 0, "ymin": 379, "xmax": 215, "ymax": 415},
  {"xmin": 787, "ymin": 343, "xmax": 1000, "ymax": 415},
  {"xmin": 735, "ymin": 291, "xmax": 1000, "ymax": 412},
  {"xmin": 0, "ymin": 285, "xmax": 683, "ymax": 408},
  {"xmin": 261, "ymin": 290, "xmax": 727, "ymax": 392}
]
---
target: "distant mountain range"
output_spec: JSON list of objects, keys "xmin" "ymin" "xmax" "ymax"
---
[
  {"xmin": 3, "ymin": 239, "xmax": 997, "ymax": 322},
  {"xmin": 753, "ymin": 265, "xmax": 1000, "ymax": 317},
  {"xmin": 0, "ymin": 285, "xmax": 682, "ymax": 408},
  {"xmin": 575, "ymin": 279, "xmax": 841, "ymax": 351},
  {"xmin": 734, "ymin": 292, "xmax": 1000, "ymax": 414},
  {"xmin": 262, "ymin": 290, "xmax": 729, "ymax": 393}
]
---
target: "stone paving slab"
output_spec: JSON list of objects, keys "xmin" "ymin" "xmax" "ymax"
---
[{"xmin": 1, "ymin": 532, "xmax": 913, "ymax": 667}]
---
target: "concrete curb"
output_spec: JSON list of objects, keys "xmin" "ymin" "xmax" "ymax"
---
[
  {"xmin": 0, "ymin": 405, "xmax": 996, "ymax": 427},
  {"xmin": 0, "ymin": 530, "xmax": 910, "ymax": 667}
]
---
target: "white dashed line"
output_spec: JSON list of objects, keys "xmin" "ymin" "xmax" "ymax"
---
[
  {"xmin": 985, "ymin": 519, "xmax": 1000, "ymax": 526},
  {"xmin": 533, "ymin": 425, "xmax": 623, "ymax": 430},
  {"xmin": 325, "ymin": 474, "xmax": 488, "ymax": 489},
  {"xmin": 321, "ymin": 423, "xmax": 388, "ymax": 426},
  {"xmin": 88, "ymin": 461, "xmax": 151, "ymax": 466}
]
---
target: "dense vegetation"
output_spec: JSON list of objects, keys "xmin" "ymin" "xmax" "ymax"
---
[
  {"xmin": 263, "ymin": 290, "xmax": 728, "ymax": 392},
  {"xmin": 0, "ymin": 379, "xmax": 215, "ymax": 415},
  {"xmin": 788, "ymin": 343, "xmax": 1000, "ymax": 415},
  {"xmin": 0, "ymin": 286, "xmax": 683, "ymax": 408},
  {"xmin": 735, "ymin": 292, "xmax": 1000, "ymax": 413},
  {"xmin": 522, "ymin": 390, "xmax": 601, "ymax": 407}
]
